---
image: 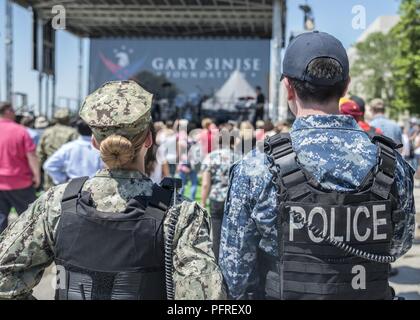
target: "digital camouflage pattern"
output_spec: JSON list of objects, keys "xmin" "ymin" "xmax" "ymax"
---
[
  {"xmin": 0, "ymin": 169, "xmax": 226, "ymax": 300},
  {"xmin": 219, "ymin": 115, "xmax": 416, "ymax": 299},
  {"xmin": 201, "ymin": 148, "xmax": 240, "ymax": 202},
  {"xmin": 79, "ymin": 80, "xmax": 153, "ymax": 143},
  {"xmin": 37, "ymin": 124, "xmax": 78, "ymax": 164},
  {"xmin": 37, "ymin": 124, "xmax": 79, "ymax": 190},
  {"xmin": 168, "ymin": 200, "xmax": 226, "ymax": 299}
]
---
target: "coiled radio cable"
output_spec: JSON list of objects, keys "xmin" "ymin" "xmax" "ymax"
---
[{"xmin": 291, "ymin": 210, "xmax": 396, "ymax": 264}]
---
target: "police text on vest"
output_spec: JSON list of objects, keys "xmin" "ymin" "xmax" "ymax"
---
[{"xmin": 289, "ymin": 205, "xmax": 388, "ymax": 242}]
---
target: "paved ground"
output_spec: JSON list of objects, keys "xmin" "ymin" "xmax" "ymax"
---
[
  {"xmin": 31, "ymin": 188, "xmax": 420, "ymax": 300},
  {"xmin": 388, "ymin": 187, "xmax": 420, "ymax": 299},
  {"xmin": 389, "ymin": 237, "xmax": 420, "ymax": 299}
]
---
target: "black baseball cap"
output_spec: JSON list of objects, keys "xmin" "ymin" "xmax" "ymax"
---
[
  {"xmin": 350, "ymin": 95, "xmax": 366, "ymax": 113},
  {"xmin": 282, "ymin": 31, "xmax": 349, "ymax": 86}
]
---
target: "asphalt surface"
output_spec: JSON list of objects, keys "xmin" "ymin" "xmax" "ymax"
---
[
  {"xmin": 30, "ymin": 188, "xmax": 420, "ymax": 300},
  {"xmin": 388, "ymin": 187, "xmax": 420, "ymax": 299}
]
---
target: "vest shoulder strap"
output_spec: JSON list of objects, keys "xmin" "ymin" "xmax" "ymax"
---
[
  {"xmin": 265, "ymin": 132, "xmax": 399, "ymax": 201},
  {"xmin": 370, "ymin": 134, "xmax": 403, "ymax": 150},
  {"xmin": 148, "ymin": 183, "xmax": 173, "ymax": 212},
  {"xmin": 370, "ymin": 135, "xmax": 398, "ymax": 200},
  {"xmin": 264, "ymin": 133, "xmax": 311, "ymax": 201},
  {"xmin": 145, "ymin": 178, "xmax": 182, "ymax": 220},
  {"xmin": 62, "ymin": 177, "xmax": 89, "ymax": 202},
  {"xmin": 61, "ymin": 177, "xmax": 89, "ymax": 211}
]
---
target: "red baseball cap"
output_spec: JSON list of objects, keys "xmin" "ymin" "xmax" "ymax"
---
[{"xmin": 340, "ymin": 98, "xmax": 363, "ymax": 117}]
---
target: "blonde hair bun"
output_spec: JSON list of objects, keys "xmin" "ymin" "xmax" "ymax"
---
[{"xmin": 100, "ymin": 134, "xmax": 135, "ymax": 169}]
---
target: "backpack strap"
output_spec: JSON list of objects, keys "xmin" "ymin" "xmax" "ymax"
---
[
  {"xmin": 61, "ymin": 177, "xmax": 89, "ymax": 212},
  {"xmin": 370, "ymin": 135, "xmax": 399, "ymax": 200},
  {"xmin": 264, "ymin": 133, "xmax": 311, "ymax": 201}
]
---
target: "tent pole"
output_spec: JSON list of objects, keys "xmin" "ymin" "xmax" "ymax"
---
[
  {"xmin": 5, "ymin": 0, "xmax": 13, "ymax": 103},
  {"xmin": 77, "ymin": 37, "xmax": 83, "ymax": 109},
  {"xmin": 269, "ymin": 0, "xmax": 285, "ymax": 122}
]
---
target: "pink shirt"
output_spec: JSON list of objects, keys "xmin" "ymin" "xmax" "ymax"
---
[
  {"xmin": 199, "ymin": 125, "xmax": 218, "ymax": 156},
  {"xmin": 0, "ymin": 118, "xmax": 36, "ymax": 190},
  {"xmin": 256, "ymin": 129, "xmax": 265, "ymax": 142}
]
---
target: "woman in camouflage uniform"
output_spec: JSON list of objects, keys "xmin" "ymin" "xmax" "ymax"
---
[{"xmin": 0, "ymin": 80, "xmax": 225, "ymax": 300}]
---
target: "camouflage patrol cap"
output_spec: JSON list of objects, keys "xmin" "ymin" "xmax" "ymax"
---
[
  {"xmin": 54, "ymin": 107, "xmax": 70, "ymax": 120},
  {"xmin": 34, "ymin": 116, "xmax": 49, "ymax": 129},
  {"xmin": 79, "ymin": 80, "xmax": 153, "ymax": 142}
]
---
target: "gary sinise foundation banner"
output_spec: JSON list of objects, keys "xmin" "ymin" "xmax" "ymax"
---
[{"xmin": 89, "ymin": 39, "xmax": 270, "ymax": 97}]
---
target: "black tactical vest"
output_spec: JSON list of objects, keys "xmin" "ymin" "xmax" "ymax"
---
[
  {"xmin": 260, "ymin": 133, "xmax": 403, "ymax": 300},
  {"xmin": 54, "ymin": 177, "xmax": 173, "ymax": 300}
]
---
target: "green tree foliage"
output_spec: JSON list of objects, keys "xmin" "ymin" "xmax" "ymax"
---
[
  {"xmin": 350, "ymin": 32, "xmax": 397, "ymax": 110},
  {"xmin": 390, "ymin": 0, "xmax": 420, "ymax": 114}
]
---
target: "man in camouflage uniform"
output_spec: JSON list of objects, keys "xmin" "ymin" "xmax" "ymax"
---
[
  {"xmin": 0, "ymin": 80, "xmax": 226, "ymax": 300},
  {"xmin": 37, "ymin": 108, "xmax": 78, "ymax": 191},
  {"xmin": 219, "ymin": 31, "xmax": 415, "ymax": 299}
]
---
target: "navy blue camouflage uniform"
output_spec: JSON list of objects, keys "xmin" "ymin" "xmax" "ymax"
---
[{"xmin": 219, "ymin": 115, "xmax": 416, "ymax": 300}]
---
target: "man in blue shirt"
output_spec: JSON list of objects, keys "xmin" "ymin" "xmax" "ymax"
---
[
  {"xmin": 44, "ymin": 119, "xmax": 103, "ymax": 185},
  {"xmin": 219, "ymin": 31, "xmax": 415, "ymax": 300},
  {"xmin": 369, "ymin": 98, "xmax": 403, "ymax": 145},
  {"xmin": 20, "ymin": 114, "xmax": 40, "ymax": 146}
]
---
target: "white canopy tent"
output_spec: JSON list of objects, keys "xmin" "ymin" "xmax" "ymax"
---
[{"xmin": 202, "ymin": 70, "xmax": 257, "ymax": 112}]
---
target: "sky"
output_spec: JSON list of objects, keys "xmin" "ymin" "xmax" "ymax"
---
[{"xmin": 0, "ymin": 0, "xmax": 401, "ymax": 112}]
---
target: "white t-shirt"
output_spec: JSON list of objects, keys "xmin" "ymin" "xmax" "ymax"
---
[
  {"xmin": 415, "ymin": 135, "xmax": 420, "ymax": 155},
  {"xmin": 149, "ymin": 145, "xmax": 166, "ymax": 184},
  {"xmin": 402, "ymin": 133, "xmax": 410, "ymax": 157},
  {"xmin": 161, "ymin": 134, "xmax": 177, "ymax": 164}
]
